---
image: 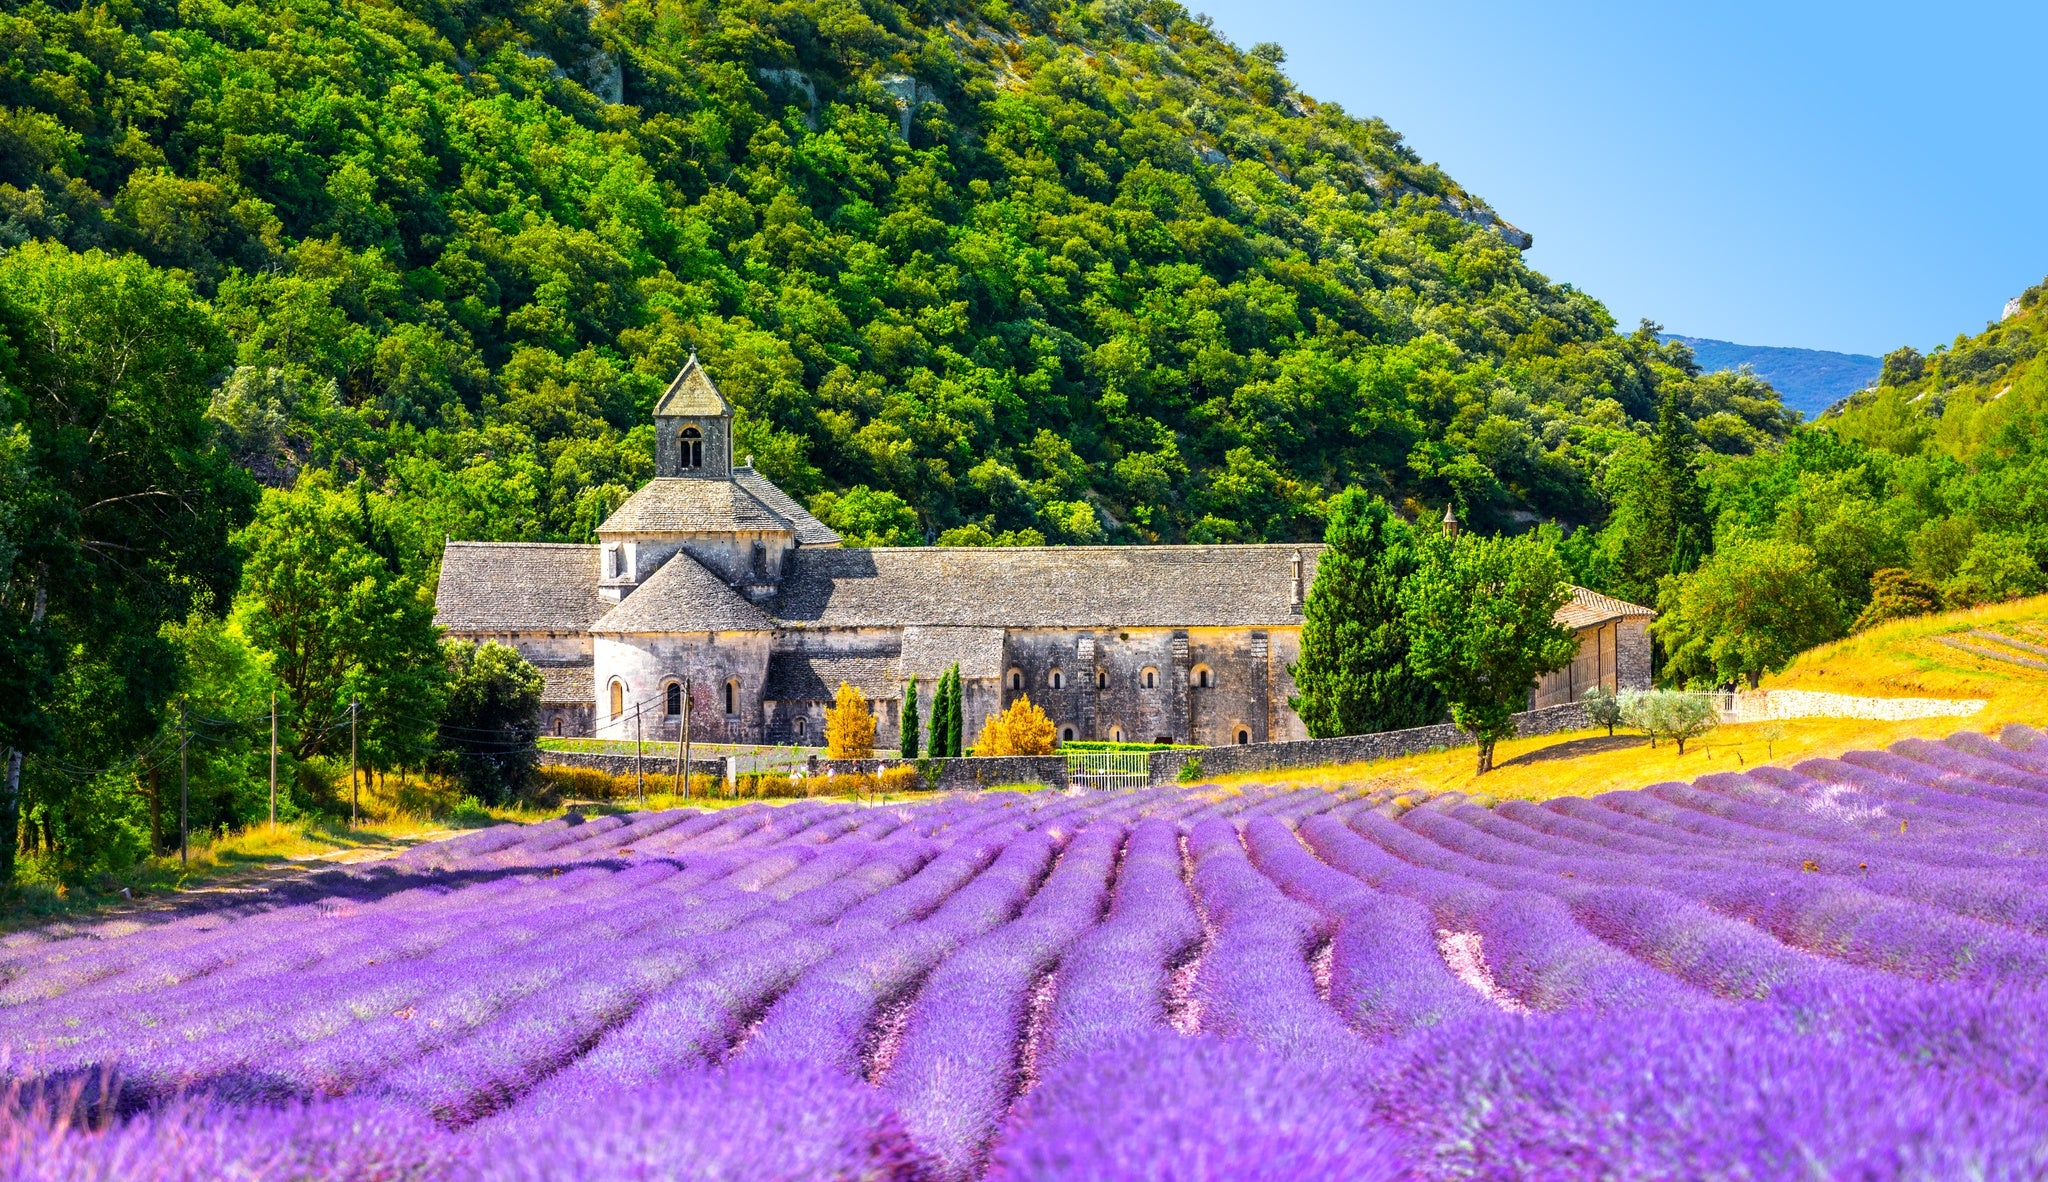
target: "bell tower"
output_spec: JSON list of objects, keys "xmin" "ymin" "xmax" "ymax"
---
[{"xmin": 653, "ymin": 354, "xmax": 734, "ymax": 479}]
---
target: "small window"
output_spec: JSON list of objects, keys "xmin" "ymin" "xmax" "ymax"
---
[
  {"xmin": 1141, "ymin": 667, "xmax": 1158, "ymax": 689},
  {"xmin": 552, "ymin": 717, "xmax": 563, "ymax": 737},
  {"xmin": 1109, "ymin": 726, "xmax": 1124, "ymax": 743},
  {"xmin": 1009, "ymin": 668, "xmax": 1023, "ymax": 691},
  {"xmin": 1154, "ymin": 735, "xmax": 1172, "ymax": 745},
  {"xmin": 724, "ymin": 679, "xmax": 738, "ymax": 715},
  {"xmin": 609, "ymin": 680, "xmax": 625, "ymax": 719},
  {"xmin": 1049, "ymin": 669, "xmax": 1064, "ymax": 690},
  {"xmin": 1236, "ymin": 728, "xmax": 1251, "ymax": 745},
  {"xmin": 665, "ymin": 683, "xmax": 682, "ymax": 717},
  {"xmin": 1096, "ymin": 669, "xmax": 1108, "ymax": 689},
  {"xmin": 794, "ymin": 717, "xmax": 806, "ymax": 739},
  {"xmin": 1191, "ymin": 664, "xmax": 1214, "ymax": 689},
  {"xmin": 1060, "ymin": 726, "xmax": 1075, "ymax": 743},
  {"xmin": 680, "ymin": 425, "xmax": 703, "ymax": 469}
]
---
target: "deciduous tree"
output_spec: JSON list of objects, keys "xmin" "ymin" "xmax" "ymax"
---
[
  {"xmin": 825, "ymin": 682, "xmax": 876, "ymax": 759},
  {"xmin": 1652, "ymin": 538, "xmax": 1842, "ymax": 689}
]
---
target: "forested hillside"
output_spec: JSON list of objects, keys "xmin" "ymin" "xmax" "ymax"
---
[{"xmin": 0, "ymin": 0, "xmax": 1800, "ymax": 881}]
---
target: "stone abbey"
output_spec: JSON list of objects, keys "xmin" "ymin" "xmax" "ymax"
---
[{"xmin": 434, "ymin": 360, "xmax": 1653, "ymax": 750}]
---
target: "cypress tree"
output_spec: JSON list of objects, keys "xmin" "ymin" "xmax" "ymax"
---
[
  {"xmin": 1290, "ymin": 489, "xmax": 1445, "ymax": 737},
  {"xmin": 928, "ymin": 668, "xmax": 951, "ymax": 757},
  {"xmin": 900, "ymin": 674, "xmax": 921, "ymax": 759},
  {"xmin": 939, "ymin": 664, "xmax": 964, "ymax": 756}
]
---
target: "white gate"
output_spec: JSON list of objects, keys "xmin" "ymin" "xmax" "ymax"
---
[{"xmin": 1065, "ymin": 751, "xmax": 1151, "ymax": 791}]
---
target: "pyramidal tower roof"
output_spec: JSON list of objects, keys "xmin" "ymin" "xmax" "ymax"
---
[{"xmin": 653, "ymin": 353, "xmax": 730, "ymax": 418}]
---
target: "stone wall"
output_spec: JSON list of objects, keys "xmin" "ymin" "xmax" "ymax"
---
[
  {"xmin": 539, "ymin": 750, "xmax": 728, "ymax": 781},
  {"xmin": 1728, "ymin": 689, "xmax": 1985, "ymax": 723},
  {"xmin": 1148, "ymin": 701, "xmax": 1594, "ymax": 783}
]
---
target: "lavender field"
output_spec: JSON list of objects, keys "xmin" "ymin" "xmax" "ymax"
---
[{"xmin": 9, "ymin": 727, "xmax": 2048, "ymax": 1179}]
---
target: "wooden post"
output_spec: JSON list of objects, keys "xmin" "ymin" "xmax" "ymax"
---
[
  {"xmin": 178, "ymin": 701, "xmax": 189, "ymax": 866},
  {"xmin": 682, "ymin": 678, "xmax": 692, "ymax": 801},
  {"xmin": 268, "ymin": 691, "xmax": 278, "ymax": 827},
  {"xmin": 349, "ymin": 699, "xmax": 359, "ymax": 829},
  {"xmin": 635, "ymin": 706, "xmax": 644, "ymax": 803}
]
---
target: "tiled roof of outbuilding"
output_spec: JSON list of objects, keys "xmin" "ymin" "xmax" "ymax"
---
[
  {"xmin": 767, "ymin": 545, "xmax": 1319, "ymax": 629},
  {"xmin": 597, "ymin": 478, "xmax": 791, "ymax": 536},
  {"xmin": 764, "ymin": 653, "xmax": 901, "ymax": 702},
  {"xmin": 1556, "ymin": 586, "xmax": 1657, "ymax": 629},
  {"xmin": 733, "ymin": 466, "xmax": 840, "ymax": 546},
  {"xmin": 590, "ymin": 552, "xmax": 774, "ymax": 634},
  {"xmin": 435, "ymin": 543, "xmax": 609, "ymax": 632}
]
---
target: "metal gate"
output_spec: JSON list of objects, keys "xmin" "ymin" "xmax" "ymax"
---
[{"xmin": 1065, "ymin": 751, "xmax": 1151, "ymax": 791}]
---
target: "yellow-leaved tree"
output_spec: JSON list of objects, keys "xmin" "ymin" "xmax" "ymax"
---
[
  {"xmin": 972, "ymin": 695, "xmax": 1057, "ymax": 756},
  {"xmin": 824, "ymin": 681, "xmax": 876, "ymax": 759}
]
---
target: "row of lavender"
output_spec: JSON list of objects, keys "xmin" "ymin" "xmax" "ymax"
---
[{"xmin": 7, "ymin": 726, "xmax": 2048, "ymax": 1178}]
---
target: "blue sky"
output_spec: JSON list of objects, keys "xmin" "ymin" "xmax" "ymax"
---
[{"xmin": 1190, "ymin": 1, "xmax": 2048, "ymax": 356}]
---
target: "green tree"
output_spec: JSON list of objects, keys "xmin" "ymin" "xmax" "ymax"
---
[
  {"xmin": 929, "ymin": 664, "xmax": 963, "ymax": 758},
  {"xmin": 436, "ymin": 641, "xmax": 543, "ymax": 805},
  {"xmin": 1402, "ymin": 532, "xmax": 1578, "ymax": 773},
  {"xmin": 900, "ymin": 673, "xmax": 921, "ymax": 759},
  {"xmin": 233, "ymin": 479, "xmax": 446, "ymax": 787},
  {"xmin": 1290, "ymin": 490, "xmax": 1444, "ymax": 737},
  {"xmin": 158, "ymin": 611, "xmax": 285, "ymax": 849},
  {"xmin": 1652, "ymin": 538, "xmax": 1843, "ymax": 689},
  {"xmin": 0, "ymin": 244, "xmax": 254, "ymax": 882},
  {"xmin": 811, "ymin": 486, "xmax": 921, "ymax": 546}
]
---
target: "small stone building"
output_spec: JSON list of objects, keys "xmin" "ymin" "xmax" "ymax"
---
[{"xmin": 434, "ymin": 358, "xmax": 1655, "ymax": 750}]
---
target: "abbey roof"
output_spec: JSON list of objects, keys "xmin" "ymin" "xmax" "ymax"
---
[
  {"xmin": 596, "ymin": 470, "xmax": 840, "ymax": 542},
  {"xmin": 435, "ymin": 543, "xmax": 610, "ymax": 633},
  {"xmin": 590, "ymin": 551, "xmax": 774, "ymax": 634},
  {"xmin": 652, "ymin": 354, "xmax": 731, "ymax": 417}
]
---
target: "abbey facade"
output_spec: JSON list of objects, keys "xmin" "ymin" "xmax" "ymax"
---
[{"xmin": 434, "ymin": 360, "xmax": 1655, "ymax": 751}]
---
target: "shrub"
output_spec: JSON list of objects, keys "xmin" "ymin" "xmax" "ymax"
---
[
  {"xmin": 1618, "ymin": 690, "xmax": 1720, "ymax": 753},
  {"xmin": 1853, "ymin": 569, "xmax": 1944, "ymax": 632},
  {"xmin": 973, "ymin": 695, "xmax": 1057, "ymax": 756},
  {"xmin": 1177, "ymin": 756, "xmax": 1205, "ymax": 783}
]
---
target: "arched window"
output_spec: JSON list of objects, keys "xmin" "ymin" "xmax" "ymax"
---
[
  {"xmin": 1190, "ymin": 664, "xmax": 1214, "ymax": 689},
  {"xmin": 665, "ymin": 683, "xmax": 682, "ymax": 717},
  {"xmin": 794, "ymin": 717, "xmax": 806, "ymax": 739},
  {"xmin": 1109, "ymin": 726, "xmax": 1124, "ymax": 743},
  {"xmin": 1060, "ymin": 726, "xmax": 1075, "ymax": 743},
  {"xmin": 609, "ymin": 680, "xmax": 625, "ymax": 719},
  {"xmin": 1049, "ymin": 669, "xmax": 1064, "ymax": 690},
  {"xmin": 1008, "ymin": 668, "xmax": 1023, "ymax": 691},
  {"xmin": 1236, "ymin": 727, "xmax": 1251, "ymax": 745},
  {"xmin": 723, "ymin": 679, "xmax": 738, "ymax": 714},
  {"xmin": 680, "ymin": 425, "xmax": 703, "ymax": 469},
  {"xmin": 552, "ymin": 717, "xmax": 563, "ymax": 737},
  {"xmin": 1141, "ymin": 667, "xmax": 1158, "ymax": 689},
  {"xmin": 1096, "ymin": 669, "xmax": 1108, "ymax": 689}
]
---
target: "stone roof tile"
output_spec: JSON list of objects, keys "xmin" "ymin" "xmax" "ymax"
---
[
  {"xmin": 598, "ymin": 478, "xmax": 789, "ymax": 535},
  {"xmin": 652, "ymin": 354, "xmax": 731, "ymax": 417},
  {"xmin": 899, "ymin": 626, "xmax": 1007, "ymax": 680},
  {"xmin": 434, "ymin": 543, "xmax": 609, "ymax": 632},
  {"xmin": 769, "ymin": 545, "xmax": 1318, "ymax": 629},
  {"xmin": 1556, "ymin": 585, "xmax": 1657, "ymax": 629},
  {"xmin": 733, "ymin": 466, "xmax": 840, "ymax": 546},
  {"xmin": 764, "ymin": 653, "xmax": 901, "ymax": 702},
  {"xmin": 590, "ymin": 551, "xmax": 774, "ymax": 633},
  {"xmin": 536, "ymin": 662, "xmax": 594, "ymax": 705}
]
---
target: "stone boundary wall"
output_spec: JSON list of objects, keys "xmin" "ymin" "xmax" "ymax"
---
[
  {"xmin": 1149, "ymin": 701, "xmax": 1593, "ymax": 783},
  {"xmin": 538, "ymin": 751, "xmax": 729, "ymax": 781},
  {"xmin": 1731, "ymin": 689, "xmax": 1986, "ymax": 723}
]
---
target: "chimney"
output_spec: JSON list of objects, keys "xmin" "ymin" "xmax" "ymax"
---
[
  {"xmin": 1441, "ymin": 504, "xmax": 1460, "ymax": 538},
  {"xmin": 1289, "ymin": 550, "xmax": 1304, "ymax": 608}
]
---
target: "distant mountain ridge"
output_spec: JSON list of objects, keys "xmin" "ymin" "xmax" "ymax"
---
[{"xmin": 1660, "ymin": 336, "xmax": 1881, "ymax": 418}]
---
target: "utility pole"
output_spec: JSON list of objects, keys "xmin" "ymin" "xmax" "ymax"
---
[
  {"xmin": 635, "ymin": 705, "xmax": 645, "ymax": 804},
  {"xmin": 349, "ymin": 699, "xmax": 359, "ymax": 829},
  {"xmin": 268, "ymin": 691, "xmax": 278, "ymax": 827},
  {"xmin": 681, "ymin": 677, "xmax": 692, "ymax": 801},
  {"xmin": 178, "ymin": 701, "xmax": 189, "ymax": 867}
]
